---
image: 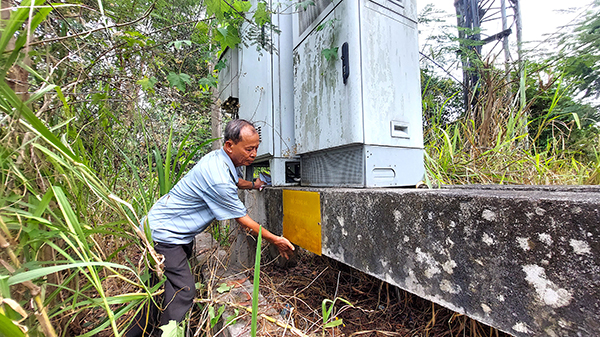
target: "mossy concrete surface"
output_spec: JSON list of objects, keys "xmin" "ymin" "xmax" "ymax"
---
[{"xmin": 240, "ymin": 186, "xmax": 600, "ymax": 337}]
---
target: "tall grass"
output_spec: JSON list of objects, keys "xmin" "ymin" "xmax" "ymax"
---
[
  {"xmin": 1, "ymin": 74, "xmax": 161, "ymax": 336},
  {"xmin": 423, "ymin": 61, "xmax": 600, "ymax": 186},
  {"xmin": 0, "ymin": 2, "xmax": 176, "ymax": 335}
]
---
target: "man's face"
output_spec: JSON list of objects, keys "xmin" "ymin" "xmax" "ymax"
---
[{"xmin": 224, "ymin": 126, "xmax": 260, "ymax": 167}]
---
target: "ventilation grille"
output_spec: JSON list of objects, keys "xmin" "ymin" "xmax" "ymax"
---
[
  {"xmin": 301, "ymin": 145, "xmax": 364, "ymax": 187},
  {"xmin": 256, "ymin": 125, "xmax": 262, "ymax": 142}
]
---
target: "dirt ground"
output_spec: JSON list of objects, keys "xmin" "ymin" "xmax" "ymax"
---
[
  {"xmin": 259, "ymin": 250, "xmax": 512, "ymax": 337},
  {"xmin": 72, "ymin": 239, "xmax": 512, "ymax": 337}
]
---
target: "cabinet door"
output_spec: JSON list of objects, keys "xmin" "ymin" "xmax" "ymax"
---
[
  {"xmin": 294, "ymin": 0, "xmax": 364, "ymax": 154},
  {"xmin": 361, "ymin": 0, "xmax": 423, "ymax": 149}
]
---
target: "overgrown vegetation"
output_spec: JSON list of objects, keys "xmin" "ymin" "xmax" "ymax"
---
[
  {"xmin": 420, "ymin": 1, "xmax": 600, "ymax": 186},
  {"xmin": 0, "ymin": 0, "xmax": 599, "ymax": 336},
  {"xmin": 0, "ymin": 0, "xmax": 270, "ymax": 335}
]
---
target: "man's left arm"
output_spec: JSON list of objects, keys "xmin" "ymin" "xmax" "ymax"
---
[{"xmin": 237, "ymin": 177, "xmax": 266, "ymax": 190}]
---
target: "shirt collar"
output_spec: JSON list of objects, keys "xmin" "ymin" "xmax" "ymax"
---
[{"xmin": 219, "ymin": 148, "xmax": 238, "ymax": 180}]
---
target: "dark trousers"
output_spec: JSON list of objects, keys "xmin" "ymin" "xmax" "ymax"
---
[{"xmin": 126, "ymin": 241, "xmax": 195, "ymax": 337}]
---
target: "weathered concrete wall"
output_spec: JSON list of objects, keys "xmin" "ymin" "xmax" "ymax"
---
[{"xmin": 240, "ymin": 186, "xmax": 600, "ymax": 337}]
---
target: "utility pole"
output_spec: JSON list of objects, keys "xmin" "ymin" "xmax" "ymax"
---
[
  {"xmin": 500, "ymin": 0, "xmax": 511, "ymax": 82},
  {"xmin": 512, "ymin": 0, "xmax": 526, "ymax": 112},
  {"xmin": 454, "ymin": 0, "xmax": 483, "ymax": 116}
]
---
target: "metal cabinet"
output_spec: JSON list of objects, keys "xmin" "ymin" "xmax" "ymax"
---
[
  {"xmin": 219, "ymin": 0, "xmax": 299, "ymax": 186},
  {"xmin": 292, "ymin": 0, "xmax": 424, "ymax": 187},
  {"xmin": 219, "ymin": 0, "xmax": 424, "ymax": 187}
]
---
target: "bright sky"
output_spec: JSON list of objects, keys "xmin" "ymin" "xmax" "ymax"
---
[
  {"xmin": 417, "ymin": 0, "xmax": 595, "ymax": 49},
  {"xmin": 417, "ymin": 0, "xmax": 599, "ymax": 104}
]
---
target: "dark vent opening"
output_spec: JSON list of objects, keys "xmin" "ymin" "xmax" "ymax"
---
[
  {"xmin": 301, "ymin": 145, "xmax": 364, "ymax": 187},
  {"xmin": 256, "ymin": 126, "xmax": 262, "ymax": 142}
]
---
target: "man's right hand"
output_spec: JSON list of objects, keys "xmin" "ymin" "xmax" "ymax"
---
[
  {"xmin": 272, "ymin": 235, "xmax": 295, "ymax": 260},
  {"xmin": 235, "ymin": 215, "xmax": 295, "ymax": 259},
  {"xmin": 254, "ymin": 177, "xmax": 266, "ymax": 190}
]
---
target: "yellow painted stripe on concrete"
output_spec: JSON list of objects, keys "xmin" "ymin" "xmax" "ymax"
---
[{"xmin": 282, "ymin": 190, "xmax": 322, "ymax": 255}]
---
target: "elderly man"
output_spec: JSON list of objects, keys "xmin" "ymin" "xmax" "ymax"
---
[{"xmin": 127, "ymin": 119, "xmax": 294, "ymax": 336}]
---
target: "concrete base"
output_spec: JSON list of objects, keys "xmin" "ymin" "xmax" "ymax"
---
[{"xmin": 240, "ymin": 186, "xmax": 600, "ymax": 337}]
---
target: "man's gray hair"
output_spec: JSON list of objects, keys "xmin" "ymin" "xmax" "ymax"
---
[{"xmin": 224, "ymin": 119, "xmax": 256, "ymax": 143}]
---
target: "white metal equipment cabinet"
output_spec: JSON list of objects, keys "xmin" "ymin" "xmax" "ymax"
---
[
  {"xmin": 219, "ymin": 0, "xmax": 299, "ymax": 186},
  {"xmin": 293, "ymin": 0, "xmax": 424, "ymax": 187}
]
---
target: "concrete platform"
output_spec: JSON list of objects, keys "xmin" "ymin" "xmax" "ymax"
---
[{"xmin": 240, "ymin": 185, "xmax": 600, "ymax": 337}]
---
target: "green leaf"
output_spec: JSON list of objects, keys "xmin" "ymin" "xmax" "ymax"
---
[
  {"xmin": 7, "ymin": 261, "xmax": 132, "ymax": 285},
  {"xmin": 120, "ymin": 31, "xmax": 148, "ymax": 47},
  {"xmin": 214, "ymin": 25, "xmax": 242, "ymax": 50},
  {"xmin": 233, "ymin": 0, "xmax": 252, "ymax": 13},
  {"xmin": 206, "ymin": 0, "xmax": 225, "ymax": 20},
  {"xmin": 321, "ymin": 47, "xmax": 339, "ymax": 61},
  {"xmin": 208, "ymin": 305, "xmax": 225, "ymax": 328},
  {"xmin": 1, "ymin": 0, "xmax": 50, "ymax": 77},
  {"xmin": 137, "ymin": 76, "xmax": 158, "ymax": 91},
  {"xmin": 170, "ymin": 40, "xmax": 192, "ymax": 50},
  {"xmin": 0, "ymin": 275, "xmax": 10, "ymax": 298},
  {"xmin": 25, "ymin": 84, "xmax": 57, "ymax": 105},
  {"xmin": 323, "ymin": 319, "xmax": 344, "ymax": 328},
  {"xmin": 166, "ymin": 72, "xmax": 192, "ymax": 91},
  {"xmin": 153, "ymin": 148, "xmax": 167, "ymax": 196},
  {"xmin": 159, "ymin": 320, "xmax": 184, "ymax": 337},
  {"xmin": 215, "ymin": 59, "xmax": 228, "ymax": 72},
  {"xmin": 0, "ymin": 0, "xmax": 44, "ymax": 60},
  {"xmin": 0, "ymin": 312, "xmax": 25, "ymax": 337},
  {"xmin": 216, "ymin": 282, "xmax": 233, "ymax": 293},
  {"xmin": 53, "ymin": 186, "xmax": 89, "ymax": 252},
  {"xmin": 225, "ymin": 308, "xmax": 239, "ymax": 326},
  {"xmin": 253, "ymin": 2, "xmax": 271, "ymax": 27},
  {"xmin": 317, "ymin": 18, "xmax": 339, "ymax": 32},
  {"xmin": 572, "ymin": 112, "xmax": 581, "ymax": 129},
  {"xmin": 92, "ymin": 92, "xmax": 108, "ymax": 104},
  {"xmin": 0, "ymin": 81, "xmax": 76, "ymax": 160},
  {"xmin": 198, "ymin": 77, "xmax": 218, "ymax": 91},
  {"xmin": 251, "ymin": 226, "xmax": 262, "ymax": 336}
]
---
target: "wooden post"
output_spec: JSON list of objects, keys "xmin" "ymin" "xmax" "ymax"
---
[
  {"xmin": 208, "ymin": 27, "xmax": 223, "ymax": 151},
  {"xmin": 210, "ymin": 79, "xmax": 223, "ymax": 150}
]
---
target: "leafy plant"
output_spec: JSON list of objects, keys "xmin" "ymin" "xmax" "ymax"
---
[
  {"xmin": 209, "ymin": 305, "xmax": 226, "ymax": 328},
  {"xmin": 321, "ymin": 297, "xmax": 353, "ymax": 335},
  {"xmin": 217, "ymin": 282, "xmax": 234, "ymax": 293},
  {"xmin": 160, "ymin": 320, "xmax": 185, "ymax": 337},
  {"xmin": 210, "ymin": 220, "xmax": 232, "ymax": 246},
  {"xmin": 321, "ymin": 47, "xmax": 339, "ymax": 61},
  {"xmin": 226, "ymin": 308, "xmax": 240, "ymax": 326}
]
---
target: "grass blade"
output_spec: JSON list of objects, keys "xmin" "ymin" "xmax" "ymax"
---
[{"xmin": 251, "ymin": 226, "xmax": 262, "ymax": 337}]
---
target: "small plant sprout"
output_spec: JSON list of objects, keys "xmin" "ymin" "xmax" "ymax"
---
[{"xmin": 321, "ymin": 297, "xmax": 353, "ymax": 336}]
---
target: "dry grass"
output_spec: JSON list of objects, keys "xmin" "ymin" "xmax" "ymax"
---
[
  {"xmin": 424, "ymin": 61, "xmax": 600, "ymax": 186},
  {"xmin": 259, "ymin": 250, "xmax": 510, "ymax": 337}
]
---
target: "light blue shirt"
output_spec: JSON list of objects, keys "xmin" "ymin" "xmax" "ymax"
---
[{"xmin": 146, "ymin": 149, "xmax": 247, "ymax": 244}]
